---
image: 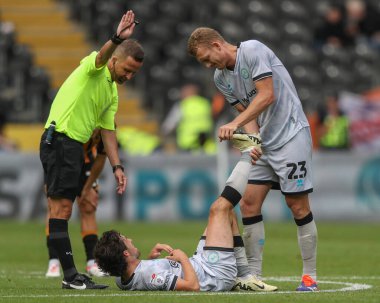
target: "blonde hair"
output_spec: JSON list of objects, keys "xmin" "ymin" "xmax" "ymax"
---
[{"xmin": 187, "ymin": 27, "xmax": 225, "ymax": 56}]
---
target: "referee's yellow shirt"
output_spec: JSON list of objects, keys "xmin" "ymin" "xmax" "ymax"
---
[{"xmin": 45, "ymin": 51, "xmax": 118, "ymax": 143}]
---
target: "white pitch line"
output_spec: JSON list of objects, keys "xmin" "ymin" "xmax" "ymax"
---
[
  {"xmin": 265, "ymin": 276, "xmax": 380, "ymax": 281},
  {"xmin": 0, "ymin": 277, "xmax": 373, "ymax": 298}
]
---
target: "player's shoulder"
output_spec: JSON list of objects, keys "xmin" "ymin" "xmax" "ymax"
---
[
  {"xmin": 214, "ymin": 69, "xmax": 223, "ymax": 81},
  {"xmin": 240, "ymin": 40, "xmax": 269, "ymax": 53}
]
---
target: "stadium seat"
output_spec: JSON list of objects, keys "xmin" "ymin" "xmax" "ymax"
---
[
  {"xmin": 354, "ymin": 42, "xmax": 379, "ymax": 63},
  {"xmin": 280, "ymin": 20, "xmax": 314, "ymax": 44},
  {"xmin": 320, "ymin": 60, "xmax": 354, "ymax": 91},
  {"xmin": 247, "ymin": 0, "xmax": 279, "ymax": 21},
  {"xmin": 321, "ymin": 44, "xmax": 352, "ymax": 66},
  {"xmin": 281, "ymin": 42, "xmax": 318, "ymax": 66},
  {"xmin": 219, "ymin": 21, "xmax": 247, "ymax": 43},
  {"xmin": 55, "ymin": 0, "xmax": 380, "ymax": 122},
  {"xmin": 279, "ymin": 0, "xmax": 310, "ymax": 21},
  {"xmin": 217, "ymin": 1, "xmax": 244, "ymax": 22},
  {"xmin": 246, "ymin": 19, "xmax": 281, "ymax": 48}
]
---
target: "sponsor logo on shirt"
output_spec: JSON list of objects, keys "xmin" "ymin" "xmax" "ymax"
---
[
  {"xmin": 151, "ymin": 273, "xmax": 166, "ymax": 287},
  {"xmin": 239, "ymin": 88, "xmax": 257, "ymax": 107}
]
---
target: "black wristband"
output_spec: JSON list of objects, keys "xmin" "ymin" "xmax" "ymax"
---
[
  {"xmin": 111, "ymin": 33, "xmax": 125, "ymax": 45},
  {"xmin": 112, "ymin": 164, "xmax": 125, "ymax": 173}
]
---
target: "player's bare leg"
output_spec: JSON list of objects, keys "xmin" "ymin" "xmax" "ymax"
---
[{"xmin": 285, "ymin": 194, "xmax": 318, "ymax": 291}]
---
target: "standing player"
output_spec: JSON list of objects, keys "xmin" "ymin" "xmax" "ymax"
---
[
  {"xmin": 188, "ymin": 27, "xmax": 318, "ymax": 291},
  {"xmin": 94, "ymin": 135, "xmax": 277, "ymax": 292},
  {"xmin": 40, "ymin": 10, "xmax": 143, "ymax": 289},
  {"xmin": 45, "ymin": 129, "xmax": 107, "ymax": 278}
]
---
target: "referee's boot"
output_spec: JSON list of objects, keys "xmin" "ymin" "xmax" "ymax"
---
[{"xmin": 62, "ymin": 273, "xmax": 108, "ymax": 290}]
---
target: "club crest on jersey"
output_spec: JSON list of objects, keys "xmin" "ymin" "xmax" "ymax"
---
[
  {"xmin": 227, "ymin": 83, "xmax": 233, "ymax": 93},
  {"xmin": 169, "ymin": 260, "xmax": 179, "ymax": 268},
  {"xmin": 240, "ymin": 68, "xmax": 250, "ymax": 79},
  {"xmin": 207, "ymin": 251, "xmax": 219, "ymax": 263}
]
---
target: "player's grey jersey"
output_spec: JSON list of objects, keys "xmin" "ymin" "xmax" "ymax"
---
[
  {"xmin": 115, "ymin": 259, "xmax": 181, "ymax": 291},
  {"xmin": 115, "ymin": 258, "xmax": 216, "ymax": 291},
  {"xmin": 115, "ymin": 254, "xmax": 233, "ymax": 291},
  {"xmin": 214, "ymin": 40, "xmax": 309, "ymax": 150}
]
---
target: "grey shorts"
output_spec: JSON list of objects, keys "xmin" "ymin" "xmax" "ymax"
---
[
  {"xmin": 190, "ymin": 240, "xmax": 237, "ymax": 291},
  {"xmin": 248, "ymin": 127, "xmax": 313, "ymax": 195},
  {"xmin": 191, "ymin": 241, "xmax": 237, "ymax": 291}
]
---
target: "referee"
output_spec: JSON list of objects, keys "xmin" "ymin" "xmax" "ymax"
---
[{"xmin": 40, "ymin": 10, "xmax": 143, "ymax": 289}]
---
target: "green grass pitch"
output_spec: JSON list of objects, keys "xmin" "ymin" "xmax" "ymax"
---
[{"xmin": 0, "ymin": 220, "xmax": 379, "ymax": 303}]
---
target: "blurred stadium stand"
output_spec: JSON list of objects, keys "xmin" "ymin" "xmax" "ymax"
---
[
  {"xmin": 1, "ymin": 0, "xmax": 380, "ymax": 151},
  {"xmin": 59, "ymin": 0, "xmax": 380, "ymax": 115}
]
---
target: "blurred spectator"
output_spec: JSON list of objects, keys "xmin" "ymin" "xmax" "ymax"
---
[
  {"xmin": 211, "ymin": 91, "xmax": 234, "ymax": 124},
  {"xmin": 0, "ymin": 112, "xmax": 17, "ymax": 152},
  {"xmin": 117, "ymin": 126, "xmax": 162, "ymax": 156},
  {"xmin": 314, "ymin": 4, "xmax": 353, "ymax": 48},
  {"xmin": 161, "ymin": 84, "xmax": 216, "ymax": 153},
  {"xmin": 317, "ymin": 94, "xmax": 350, "ymax": 150},
  {"xmin": 345, "ymin": 0, "xmax": 380, "ymax": 49}
]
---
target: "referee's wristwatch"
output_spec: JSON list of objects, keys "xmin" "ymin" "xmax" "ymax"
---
[{"xmin": 112, "ymin": 164, "xmax": 125, "ymax": 173}]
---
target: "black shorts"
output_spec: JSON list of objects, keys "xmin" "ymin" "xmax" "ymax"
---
[{"xmin": 40, "ymin": 131, "xmax": 84, "ymax": 202}]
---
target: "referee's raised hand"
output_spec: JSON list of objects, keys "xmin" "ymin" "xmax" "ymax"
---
[{"xmin": 116, "ymin": 10, "xmax": 136, "ymax": 40}]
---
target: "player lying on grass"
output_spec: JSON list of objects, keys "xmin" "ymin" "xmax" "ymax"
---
[{"xmin": 94, "ymin": 134, "xmax": 278, "ymax": 291}]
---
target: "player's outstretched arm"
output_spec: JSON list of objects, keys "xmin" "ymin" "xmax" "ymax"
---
[
  {"xmin": 166, "ymin": 249, "xmax": 200, "ymax": 291},
  {"xmin": 101, "ymin": 129, "xmax": 127, "ymax": 194},
  {"xmin": 95, "ymin": 10, "xmax": 137, "ymax": 68}
]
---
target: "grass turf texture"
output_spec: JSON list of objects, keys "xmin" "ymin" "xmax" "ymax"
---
[{"xmin": 0, "ymin": 221, "xmax": 379, "ymax": 303}]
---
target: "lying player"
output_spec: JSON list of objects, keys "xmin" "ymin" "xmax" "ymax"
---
[{"xmin": 94, "ymin": 134, "xmax": 278, "ymax": 291}]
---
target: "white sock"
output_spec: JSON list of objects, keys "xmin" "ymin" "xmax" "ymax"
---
[
  {"xmin": 87, "ymin": 259, "xmax": 95, "ymax": 267},
  {"xmin": 48, "ymin": 258, "xmax": 60, "ymax": 266},
  {"xmin": 242, "ymin": 220, "xmax": 265, "ymax": 279},
  {"xmin": 233, "ymin": 241, "xmax": 251, "ymax": 278},
  {"xmin": 225, "ymin": 152, "xmax": 252, "ymax": 196},
  {"xmin": 297, "ymin": 220, "xmax": 318, "ymax": 281}
]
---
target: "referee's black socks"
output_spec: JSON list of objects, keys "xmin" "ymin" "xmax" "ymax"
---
[{"xmin": 49, "ymin": 219, "xmax": 78, "ymax": 281}]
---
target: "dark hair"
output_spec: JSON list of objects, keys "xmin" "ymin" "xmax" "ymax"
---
[
  {"xmin": 115, "ymin": 39, "xmax": 144, "ymax": 62},
  {"xmin": 94, "ymin": 230, "xmax": 127, "ymax": 276}
]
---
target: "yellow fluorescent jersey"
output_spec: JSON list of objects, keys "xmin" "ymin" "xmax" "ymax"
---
[{"xmin": 45, "ymin": 51, "xmax": 118, "ymax": 143}]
